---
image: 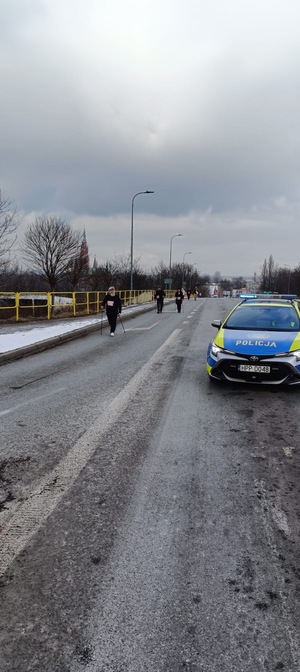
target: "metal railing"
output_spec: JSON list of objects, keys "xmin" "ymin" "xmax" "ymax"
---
[{"xmin": 0, "ymin": 289, "xmax": 176, "ymax": 322}]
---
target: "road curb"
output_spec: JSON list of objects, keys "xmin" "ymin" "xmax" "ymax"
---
[{"xmin": 0, "ymin": 301, "xmax": 164, "ymax": 364}]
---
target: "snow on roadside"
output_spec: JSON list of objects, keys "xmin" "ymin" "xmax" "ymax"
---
[
  {"xmin": 0, "ymin": 316, "xmax": 102, "ymax": 353},
  {"xmin": 0, "ymin": 303, "xmax": 156, "ymax": 353}
]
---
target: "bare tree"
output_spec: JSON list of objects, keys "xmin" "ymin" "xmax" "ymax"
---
[
  {"xmin": 0, "ymin": 190, "xmax": 18, "ymax": 265},
  {"xmin": 88, "ymin": 254, "xmax": 135, "ymax": 291},
  {"xmin": 267, "ymin": 254, "xmax": 278, "ymax": 291},
  {"xmin": 22, "ymin": 216, "xmax": 81, "ymax": 291},
  {"xmin": 112, "ymin": 253, "xmax": 132, "ymax": 288},
  {"xmin": 259, "ymin": 258, "xmax": 268, "ymax": 291},
  {"xmin": 151, "ymin": 261, "xmax": 169, "ymax": 288},
  {"xmin": 64, "ymin": 254, "xmax": 90, "ymax": 290},
  {"xmin": 259, "ymin": 255, "xmax": 278, "ymax": 292},
  {"xmin": 64, "ymin": 234, "xmax": 90, "ymax": 290}
]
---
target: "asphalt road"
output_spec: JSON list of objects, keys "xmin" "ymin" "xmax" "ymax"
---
[{"xmin": 1, "ymin": 298, "xmax": 300, "ymax": 671}]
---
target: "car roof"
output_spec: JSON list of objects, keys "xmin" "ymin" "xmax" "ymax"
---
[
  {"xmin": 239, "ymin": 293, "xmax": 298, "ymax": 304},
  {"xmin": 240, "ymin": 299, "xmax": 297, "ymax": 306},
  {"xmin": 239, "ymin": 297, "xmax": 299, "ymax": 308}
]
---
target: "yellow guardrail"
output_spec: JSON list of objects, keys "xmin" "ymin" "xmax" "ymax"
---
[{"xmin": 0, "ymin": 289, "xmax": 176, "ymax": 322}]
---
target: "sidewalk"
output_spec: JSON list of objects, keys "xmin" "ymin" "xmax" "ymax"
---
[{"xmin": 0, "ymin": 301, "xmax": 158, "ymax": 364}]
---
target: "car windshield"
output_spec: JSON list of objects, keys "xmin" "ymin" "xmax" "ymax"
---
[{"xmin": 224, "ymin": 304, "xmax": 300, "ymax": 331}]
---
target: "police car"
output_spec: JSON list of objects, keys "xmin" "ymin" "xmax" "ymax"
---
[{"xmin": 207, "ymin": 295, "xmax": 300, "ymax": 385}]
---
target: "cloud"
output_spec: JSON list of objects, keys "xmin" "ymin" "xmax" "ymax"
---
[{"xmin": 1, "ymin": 0, "xmax": 300, "ymax": 276}]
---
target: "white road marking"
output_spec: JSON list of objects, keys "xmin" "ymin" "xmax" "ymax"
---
[
  {"xmin": 0, "ymin": 329, "xmax": 182, "ymax": 577},
  {"xmin": 125, "ymin": 322, "xmax": 158, "ymax": 331},
  {"xmin": 0, "ymin": 388, "xmax": 66, "ymax": 417},
  {"xmin": 272, "ymin": 506, "xmax": 290, "ymax": 536},
  {"xmin": 282, "ymin": 446, "xmax": 295, "ymax": 457}
]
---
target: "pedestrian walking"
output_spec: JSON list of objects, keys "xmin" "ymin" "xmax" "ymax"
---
[
  {"xmin": 187, "ymin": 288, "xmax": 191, "ymax": 300},
  {"xmin": 155, "ymin": 287, "xmax": 165, "ymax": 313},
  {"xmin": 102, "ymin": 286, "xmax": 122, "ymax": 336},
  {"xmin": 175, "ymin": 288, "xmax": 184, "ymax": 313}
]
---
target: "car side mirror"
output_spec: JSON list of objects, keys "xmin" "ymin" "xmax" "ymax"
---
[{"xmin": 211, "ymin": 319, "xmax": 222, "ymax": 328}]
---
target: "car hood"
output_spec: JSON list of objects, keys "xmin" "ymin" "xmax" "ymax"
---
[{"xmin": 214, "ymin": 328, "xmax": 300, "ymax": 356}]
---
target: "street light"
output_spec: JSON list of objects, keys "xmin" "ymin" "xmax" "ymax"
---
[
  {"xmin": 130, "ymin": 190, "xmax": 154, "ymax": 291},
  {"xmin": 169, "ymin": 233, "xmax": 183, "ymax": 289},
  {"xmin": 182, "ymin": 252, "xmax": 192, "ymax": 286}
]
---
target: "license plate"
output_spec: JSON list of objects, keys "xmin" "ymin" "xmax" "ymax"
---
[{"xmin": 239, "ymin": 364, "xmax": 270, "ymax": 373}]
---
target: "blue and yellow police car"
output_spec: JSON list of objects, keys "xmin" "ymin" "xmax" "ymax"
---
[{"xmin": 207, "ymin": 295, "xmax": 300, "ymax": 385}]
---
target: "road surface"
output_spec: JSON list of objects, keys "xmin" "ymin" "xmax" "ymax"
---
[{"xmin": 1, "ymin": 298, "xmax": 300, "ymax": 671}]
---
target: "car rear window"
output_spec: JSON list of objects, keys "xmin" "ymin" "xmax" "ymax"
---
[{"xmin": 224, "ymin": 304, "xmax": 300, "ymax": 331}]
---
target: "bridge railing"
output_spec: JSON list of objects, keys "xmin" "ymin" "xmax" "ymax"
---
[{"xmin": 0, "ymin": 289, "xmax": 175, "ymax": 322}]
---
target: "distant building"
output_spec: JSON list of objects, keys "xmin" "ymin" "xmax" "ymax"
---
[
  {"xmin": 209, "ymin": 284, "xmax": 219, "ymax": 297},
  {"xmin": 80, "ymin": 228, "xmax": 90, "ymax": 271}
]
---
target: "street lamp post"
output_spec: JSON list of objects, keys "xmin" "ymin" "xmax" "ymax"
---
[
  {"xmin": 182, "ymin": 252, "xmax": 192, "ymax": 287},
  {"xmin": 130, "ymin": 190, "xmax": 154, "ymax": 292},
  {"xmin": 169, "ymin": 233, "xmax": 183, "ymax": 289}
]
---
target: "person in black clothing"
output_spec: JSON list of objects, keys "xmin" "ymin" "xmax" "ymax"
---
[
  {"xmin": 156, "ymin": 287, "xmax": 165, "ymax": 313},
  {"xmin": 102, "ymin": 286, "xmax": 122, "ymax": 336},
  {"xmin": 175, "ymin": 288, "xmax": 184, "ymax": 313}
]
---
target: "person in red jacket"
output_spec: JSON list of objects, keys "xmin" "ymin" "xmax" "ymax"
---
[{"xmin": 102, "ymin": 286, "xmax": 122, "ymax": 336}]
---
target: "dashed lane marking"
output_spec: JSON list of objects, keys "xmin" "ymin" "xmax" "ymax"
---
[{"xmin": 125, "ymin": 322, "xmax": 159, "ymax": 331}]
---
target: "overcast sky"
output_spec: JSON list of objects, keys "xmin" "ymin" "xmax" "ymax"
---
[{"xmin": 1, "ymin": 0, "xmax": 300, "ymax": 279}]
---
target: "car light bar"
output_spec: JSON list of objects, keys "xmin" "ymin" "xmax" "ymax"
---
[
  {"xmin": 240, "ymin": 293, "xmax": 298, "ymax": 301},
  {"xmin": 239, "ymin": 294, "xmax": 257, "ymax": 299}
]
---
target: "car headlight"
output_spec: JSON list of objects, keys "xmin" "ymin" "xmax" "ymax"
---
[
  {"xmin": 211, "ymin": 344, "xmax": 236, "ymax": 357},
  {"xmin": 274, "ymin": 349, "xmax": 300, "ymax": 360},
  {"xmin": 211, "ymin": 343, "xmax": 222, "ymax": 356}
]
